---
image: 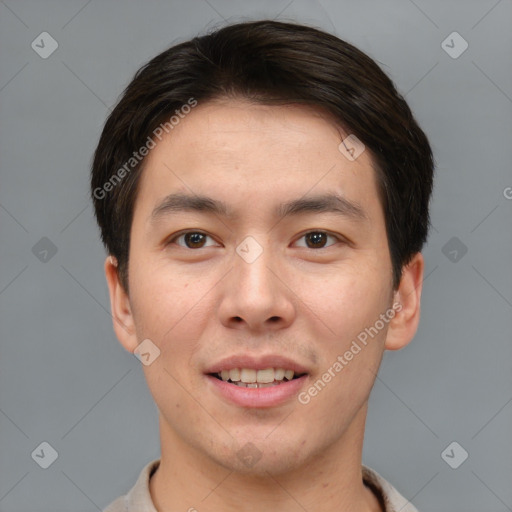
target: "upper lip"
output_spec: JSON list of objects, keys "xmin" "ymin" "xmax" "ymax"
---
[{"xmin": 205, "ymin": 354, "xmax": 310, "ymax": 375}]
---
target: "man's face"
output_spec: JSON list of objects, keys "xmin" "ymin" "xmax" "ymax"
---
[{"xmin": 121, "ymin": 99, "xmax": 397, "ymax": 474}]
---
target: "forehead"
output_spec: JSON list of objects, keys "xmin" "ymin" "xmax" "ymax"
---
[
  {"xmin": 160, "ymin": 99, "xmax": 353, "ymax": 162},
  {"xmin": 134, "ymin": 99, "xmax": 382, "ymax": 222}
]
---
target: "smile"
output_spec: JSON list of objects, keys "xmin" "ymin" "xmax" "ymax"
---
[{"xmin": 212, "ymin": 367, "xmax": 305, "ymax": 388}]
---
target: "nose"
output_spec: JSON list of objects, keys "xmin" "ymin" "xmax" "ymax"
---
[{"xmin": 218, "ymin": 241, "xmax": 296, "ymax": 332}]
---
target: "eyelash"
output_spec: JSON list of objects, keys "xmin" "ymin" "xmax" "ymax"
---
[{"xmin": 166, "ymin": 230, "xmax": 345, "ymax": 249}]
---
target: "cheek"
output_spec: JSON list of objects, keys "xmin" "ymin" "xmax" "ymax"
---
[
  {"xmin": 130, "ymin": 272, "xmax": 228, "ymax": 395},
  {"xmin": 306, "ymin": 269, "xmax": 390, "ymax": 406},
  {"xmin": 313, "ymin": 266, "xmax": 391, "ymax": 339},
  {"xmin": 129, "ymin": 258, "xmax": 206, "ymax": 333},
  {"xmin": 132, "ymin": 274, "xmax": 212, "ymax": 407}
]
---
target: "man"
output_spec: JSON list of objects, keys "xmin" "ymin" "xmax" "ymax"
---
[{"xmin": 92, "ymin": 20, "xmax": 434, "ymax": 512}]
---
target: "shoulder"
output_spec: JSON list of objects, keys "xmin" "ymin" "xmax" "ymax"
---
[
  {"xmin": 362, "ymin": 465, "xmax": 420, "ymax": 512},
  {"xmin": 103, "ymin": 459, "xmax": 160, "ymax": 512},
  {"xmin": 103, "ymin": 495, "xmax": 126, "ymax": 512}
]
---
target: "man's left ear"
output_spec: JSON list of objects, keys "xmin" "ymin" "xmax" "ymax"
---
[{"xmin": 385, "ymin": 252, "xmax": 424, "ymax": 351}]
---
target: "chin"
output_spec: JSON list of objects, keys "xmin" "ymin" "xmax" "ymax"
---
[{"xmin": 205, "ymin": 432, "xmax": 312, "ymax": 477}]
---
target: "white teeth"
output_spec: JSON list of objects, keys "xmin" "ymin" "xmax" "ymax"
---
[
  {"xmin": 216, "ymin": 367, "xmax": 300, "ymax": 384},
  {"xmin": 229, "ymin": 368, "xmax": 241, "ymax": 382},
  {"xmin": 240, "ymin": 368, "xmax": 257, "ymax": 383},
  {"xmin": 256, "ymin": 368, "xmax": 275, "ymax": 383},
  {"xmin": 233, "ymin": 381, "xmax": 283, "ymax": 388},
  {"xmin": 284, "ymin": 369, "xmax": 294, "ymax": 380},
  {"xmin": 274, "ymin": 368, "xmax": 285, "ymax": 380}
]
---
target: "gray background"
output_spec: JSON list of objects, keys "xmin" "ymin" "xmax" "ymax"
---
[{"xmin": 1, "ymin": 0, "xmax": 511, "ymax": 510}]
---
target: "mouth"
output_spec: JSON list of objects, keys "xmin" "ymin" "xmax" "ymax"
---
[
  {"xmin": 209, "ymin": 367, "xmax": 307, "ymax": 388},
  {"xmin": 204, "ymin": 356, "xmax": 310, "ymax": 408}
]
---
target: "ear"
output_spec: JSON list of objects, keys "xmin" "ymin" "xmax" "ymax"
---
[
  {"xmin": 385, "ymin": 252, "xmax": 424, "ymax": 351},
  {"xmin": 104, "ymin": 256, "xmax": 139, "ymax": 353}
]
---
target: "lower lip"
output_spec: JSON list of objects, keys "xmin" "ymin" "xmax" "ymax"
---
[{"xmin": 206, "ymin": 375, "xmax": 308, "ymax": 408}]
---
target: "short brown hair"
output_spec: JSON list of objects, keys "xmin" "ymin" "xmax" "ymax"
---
[{"xmin": 91, "ymin": 20, "xmax": 434, "ymax": 292}]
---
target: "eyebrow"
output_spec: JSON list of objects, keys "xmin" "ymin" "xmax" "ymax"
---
[{"xmin": 150, "ymin": 192, "xmax": 368, "ymax": 224}]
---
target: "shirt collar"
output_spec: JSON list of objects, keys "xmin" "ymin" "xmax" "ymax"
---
[{"xmin": 122, "ymin": 459, "xmax": 419, "ymax": 512}]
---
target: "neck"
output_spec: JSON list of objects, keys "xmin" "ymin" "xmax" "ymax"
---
[{"xmin": 150, "ymin": 404, "xmax": 382, "ymax": 512}]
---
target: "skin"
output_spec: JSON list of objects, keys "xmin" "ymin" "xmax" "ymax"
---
[{"xmin": 105, "ymin": 99, "xmax": 424, "ymax": 512}]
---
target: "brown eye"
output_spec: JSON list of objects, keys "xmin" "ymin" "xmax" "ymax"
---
[
  {"xmin": 305, "ymin": 232, "xmax": 328, "ymax": 248},
  {"xmin": 295, "ymin": 231, "xmax": 339, "ymax": 249},
  {"xmin": 184, "ymin": 232, "xmax": 206, "ymax": 248},
  {"xmin": 169, "ymin": 231, "xmax": 218, "ymax": 249}
]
